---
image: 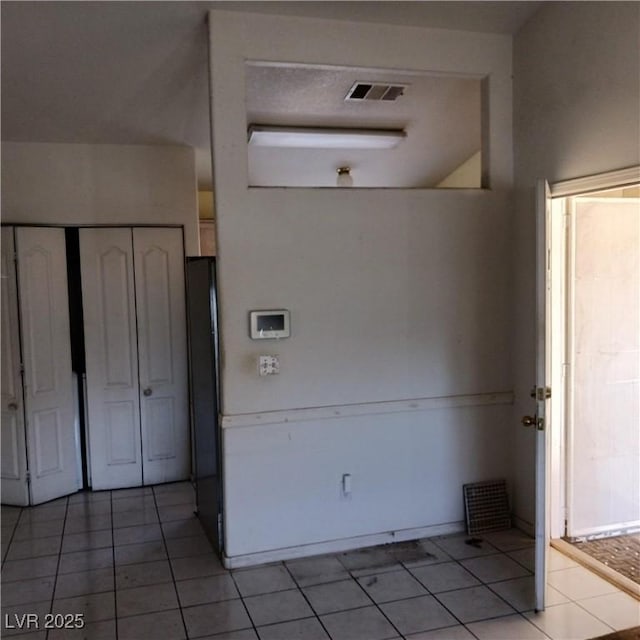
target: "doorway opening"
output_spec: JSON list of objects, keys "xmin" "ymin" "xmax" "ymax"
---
[{"xmin": 547, "ymin": 172, "xmax": 640, "ymax": 596}]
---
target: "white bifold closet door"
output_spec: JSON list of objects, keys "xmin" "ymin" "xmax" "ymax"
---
[
  {"xmin": 80, "ymin": 227, "xmax": 189, "ymax": 490},
  {"xmin": 1, "ymin": 227, "xmax": 79, "ymax": 505}
]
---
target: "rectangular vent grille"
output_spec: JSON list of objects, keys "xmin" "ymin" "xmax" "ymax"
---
[
  {"xmin": 463, "ymin": 479, "xmax": 511, "ymax": 536},
  {"xmin": 345, "ymin": 82, "xmax": 408, "ymax": 102}
]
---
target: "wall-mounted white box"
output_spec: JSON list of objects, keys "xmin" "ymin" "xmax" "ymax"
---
[{"xmin": 249, "ymin": 310, "xmax": 290, "ymax": 340}]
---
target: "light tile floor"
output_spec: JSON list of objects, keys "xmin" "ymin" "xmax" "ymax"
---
[{"xmin": 1, "ymin": 482, "xmax": 638, "ymax": 639}]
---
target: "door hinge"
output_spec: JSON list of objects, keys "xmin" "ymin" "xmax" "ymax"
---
[
  {"xmin": 25, "ymin": 470, "xmax": 31, "ymax": 483},
  {"xmin": 19, "ymin": 362, "xmax": 25, "ymax": 374},
  {"xmin": 530, "ymin": 386, "xmax": 551, "ymax": 401}
]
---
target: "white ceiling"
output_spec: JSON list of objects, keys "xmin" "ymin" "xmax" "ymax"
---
[
  {"xmin": 246, "ymin": 65, "xmax": 481, "ymax": 188},
  {"xmin": 1, "ymin": 1, "xmax": 542, "ymax": 189}
]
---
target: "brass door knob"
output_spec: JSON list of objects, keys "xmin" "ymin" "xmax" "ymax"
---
[{"xmin": 521, "ymin": 415, "xmax": 536, "ymax": 427}]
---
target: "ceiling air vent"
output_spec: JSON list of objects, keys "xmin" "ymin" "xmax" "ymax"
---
[{"xmin": 345, "ymin": 82, "xmax": 408, "ymax": 102}]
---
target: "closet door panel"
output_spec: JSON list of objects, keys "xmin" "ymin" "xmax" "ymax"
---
[
  {"xmin": 16, "ymin": 227, "xmax": 78, "ymax": 504},
  {"xmin": 80, "ymin": 228, "xmax": 142, "ymax": 489},
  {"xmin": 133, "ymin": 228, "xmax": 189, "ymax": 484},
  {"xmin": 1, "ymin": 228, "xmax": 29, "ymax": 505}
]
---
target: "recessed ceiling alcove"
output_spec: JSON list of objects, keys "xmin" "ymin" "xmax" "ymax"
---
[{"xmin": 246, "ymin": 63, "xmax": 483, "ymax": 188}]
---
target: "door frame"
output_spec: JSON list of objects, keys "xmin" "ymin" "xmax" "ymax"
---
[{"xmin": 538, "ymin": 166, "xmax": 640, "ymax": 601}]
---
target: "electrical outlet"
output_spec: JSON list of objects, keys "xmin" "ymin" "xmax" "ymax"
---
[{"xmin": 258, "ymin": 355, "xmax": 280, "ymax": 376}]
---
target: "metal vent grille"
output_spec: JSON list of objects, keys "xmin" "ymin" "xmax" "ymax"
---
[
  {"xmin": 345, "ymin": 82, "xmax": 408, "ymax": 102},
  {"xmin": 463, "ymin": 479, "xmax": 511, "ymax": 536}
]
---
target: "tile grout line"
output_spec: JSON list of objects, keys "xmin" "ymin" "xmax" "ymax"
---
[
  {"xmin": 152, "ymin": 483, "xmax": 192, "ymax": 640},
  {"xmin": 107, "ymin": 490, "xmax": 117, "ymax": 640},
  {"xmin": 227, "ymin": 565, "xmax": 264, "ymax": 638},
  {"xmin": 46, "ymin": 496, "xmax": 70, "ymax": 640},
  {"xmin": 281, "ymin": 558, "xmax": 339, "ymax": 639}
]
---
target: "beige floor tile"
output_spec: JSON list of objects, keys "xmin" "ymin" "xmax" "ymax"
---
[
  {"xmin": 489, "ymin": 575, "xmax": 535, "ymax": 612},
  {"xmin": 175, "ymin": 573, "xmax": 239, "ymax": 607},
  {"xmin": 118, "ymin": 608, "xmax": 185, "ymax": 640},
  {"xmin": 182, "ymin": 599, "xmax": 251, "ymax": 638},
  {"xmin": 285, "ymin": 555, "xmax": 350, "ymax": 587},
  {"xmin": 409, "ymin": 561, "xmax": 480, "ymax": 593},
  {"xmin": 196, "ymin": 631, "xmax": 258, "ymax": 640},
  {"xmin": 2, "ymin": 555, "xmax": 60, "ymax": 581},
  {"xmin": 62, "ymin": 529, "xmax": 113, "ymax": 553},
  {"xmin": 112, "ymin": 508, "xmax": 158, "ymax": 529},
  {"xmin": 524, "ymin": 601, "xmax": 613, "ymax": 639},
  {"xmin": 303, "ymin": 579, "xmax": 372, "ymax": 615},
  {"xmin": 435, "ymin": 585, "xmax": 516, "ymax": 623},
  {"xmin": 380, "ymin": 595, "xmax": 458, "ymax": 635},
  {"xmin": 171, "ymin": 552, "xmax": 227, "ymax": 580},
  {"xmin": 405, "ymin": 626, "xmax": 476, "ymax": 640},
  {"xmin": 58, "ymin": 548, "xmax": 113, "ymax": 574},
  {"xmin": 548, "ymin": 547, "xmax": 579, "ymax": 571},
  {"xmin": 111, "ymin": 496, "xmax": 157, "ymax": 514},
  {"xmin": 48, "ymin": 619, "xmax": 116, "ymax": 640},
  {"xmin": 575, "ymin": 591, "xmax": 640, "ymax": 631},
  {"xmin": 467, "ymin": 613, "xmax": 549, "ymax": 639},
  {"xmin": 233, "ymin": 564, "xmax": 296, "ymax": 597},
  {"xmin": 257, "ymin": 616, "xmax": 329, "ymax": 640},
  {"xmin": 482, "ymin": 529, "xmax": 535, "ymax": 552},
  {"xmin": 320, "ymin": 605, "xmax": 398, "ymax": 640},
  {"xmin": 112, "ymin": 523, "xmax": 162, "ymax": 546},
  {"xmin": 116, "ymin": 581, "xmax": 178, "ymax": 617},
  {"xmin": 158, "ymin": 504, "xmax": 197, "ymax": 523},
  {"xmin": 432, "ymin": 534, "xmax": 500, "ymax": 560},
  {"xmin": 0, "ymin": 576, "xmax": 56, "ymax": 607},
  {"xmin": 461, "ymin": 553, "xmax": 531, "ymax": 583},
  {"xmin": 547, "ymin": 565, "xmax": 620, "ymax": 600},
  {"xmin": 113, "ymin": 540, "xmax": 167, "ymax": 566},
  {"xmin": 6, "ymin": 535, "xmax": 61, "ymax": 560},
  {"xmin": 52, "ymin": 591, "xmax": 115, "ymax": 624},
  {"xmin": 54, "ymin": 567, "xmax": 114, "ymax": 599},
  {"xmin": 165, "ymin": 533, "xmax": 215, "ymax": 559},
  {"xmin": 243, "ymin": 589, "xmax": 313, "ymax": 627},
  {"xmin": 66, "ymin": 501, "xmax": 112, "ymax": 519},
  {"xmin": 115, "ymin": 559, "xmax": 173, "ymax": 590},
  {"xmin": 63, "ymin": 514, "xmax": 112, "ymax": 535},
  {"xmin": 161, "ymin": 518, "xmax": 206, "ymax": 539},
  {"xmin": 508, "ymin": 547, "xmax": 535, "ymax": 572},
  {"xmin": 357, "ymin": 568, "xmax": 428, "ymax": 603},
  {"xmin": 13, "ymin": 519, "xmax": 65, "ymax": 541}
]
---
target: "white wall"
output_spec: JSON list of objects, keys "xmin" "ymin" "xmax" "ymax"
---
[
  {"xmin": 1, "ymin": 142, "xmax": 200, "ymax": 255},
  {"xmin": 512, "ymin": 1, "xmax": 640, "ymax": 526},
  {"xmin": 209, "ymin": 10, "xmax": 515, "ymax": 561}
]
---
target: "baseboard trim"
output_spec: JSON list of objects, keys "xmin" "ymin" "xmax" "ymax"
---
[
  {"xmin": 513, "ymin": 515, "xmax": 534, "ymax": 537},
  {"xmin": 222, "ymin": 521, "xmax": 465, "ymax": 569}
]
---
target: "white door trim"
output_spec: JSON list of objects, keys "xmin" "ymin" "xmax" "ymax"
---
[{"xmin": 551, "ymin": 166, "xmax": 640, "ymax": 198}]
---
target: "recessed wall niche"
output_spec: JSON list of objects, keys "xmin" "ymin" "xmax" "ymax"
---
[{"xmin": 246, "ymin": 62, "xmax": 484, "ymax": 189}]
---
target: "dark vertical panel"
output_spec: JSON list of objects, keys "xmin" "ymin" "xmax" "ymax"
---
[{"xmin": 186, "ymin": 257, "xmax": 222, "ymax": 553}]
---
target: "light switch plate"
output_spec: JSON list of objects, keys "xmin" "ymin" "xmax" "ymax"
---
[{"xmin": 258, "ymin": 355, "xmax": 280, "ymax": 376}]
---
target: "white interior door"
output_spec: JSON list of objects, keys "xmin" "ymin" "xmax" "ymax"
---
[
  {"xmin": 16, "ymin": 227, "xmax": 79, "ymax": 504},
  {"xmin": 1, "ymin": 228, "xmax": 29, "ymax": 506},
  {"xmin": 133, "ymin": 228, "xmax": 189, "ymax": 485},
  {"xmin": 80, "ymin": 228, "xmax": 142, "ymax": 489},
  {"xmin": 534, "ymin": 179, "xmax": 552, "ymax": 611}
]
